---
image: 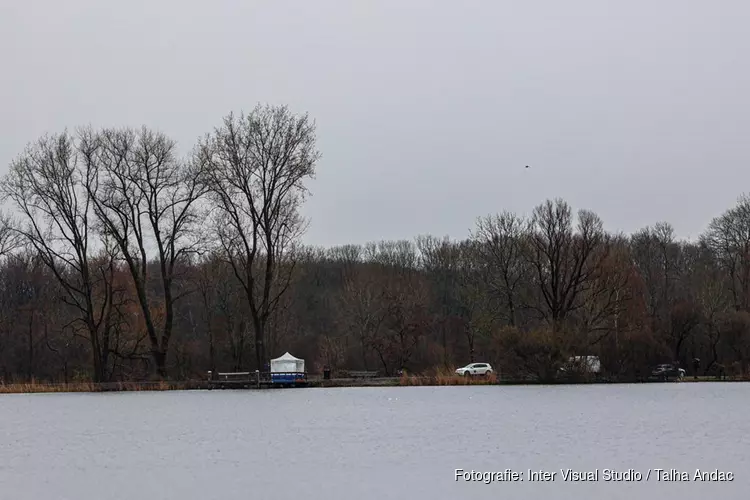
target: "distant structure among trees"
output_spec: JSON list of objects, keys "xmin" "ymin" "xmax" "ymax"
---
[{"xmin": 1, "ymin": 106, "xmax": 749, "ymax": 382}]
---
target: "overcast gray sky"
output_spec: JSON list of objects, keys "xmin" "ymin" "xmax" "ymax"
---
[{"xmin": 2, "ymin": 0, "xmax": 749, "ymax": 247}]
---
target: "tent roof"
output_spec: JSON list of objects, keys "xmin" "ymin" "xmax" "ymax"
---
[{"xmin": 271, "ymin": 352, "xmax": 303, "ymax": 362}]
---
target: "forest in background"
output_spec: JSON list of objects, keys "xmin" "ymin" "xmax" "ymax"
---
[{"xmin": 1, "ymin": 104, "xmax": 750, "ymax": 383}]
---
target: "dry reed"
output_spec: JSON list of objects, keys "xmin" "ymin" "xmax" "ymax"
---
[
  {"xmin": 0, "ymin": 379, "xmax": 97, "ymax": 394},
  {"xmin": 0, "ymin": 379, "xmax": 185, "ymax": 394},
  {"xmin": 398, "ymin": 366, "xmax": 498, "ymax": 386}
]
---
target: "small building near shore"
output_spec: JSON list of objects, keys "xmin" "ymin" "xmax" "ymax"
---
[{"xmin": 270, "ymin": 352, "xmax": 306, "ymax": 383}]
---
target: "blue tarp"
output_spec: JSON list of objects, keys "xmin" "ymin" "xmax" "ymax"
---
[{"xmin": 271, "ymin": 373, "xmax": 305, "ymax": 383}]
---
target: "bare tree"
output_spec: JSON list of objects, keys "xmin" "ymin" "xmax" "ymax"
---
[
  {"xmin": 417, "ymin": 236, "xmax": 461, "ymax": 276},
  {"xmin": 472, "ymin": 211, "xmax": 530, "ymax": 327},
  {"xmin": 693, "ymin": 248, "xmax": 730, "ymax": 372},
  {"xmin": 718, "ymin": 311, "xmax": 750, "ymax": 375},
  {"xmin": 0, "ymin": 211, "xmax": 21, "ymax": 257},
  {"xmin": 702, "ymin": 194, "xmax": 750, "ymax": 312},
  {"xmin": 630, "ymin": 226, "xmax": 664, "ymax": 320},
  {"xmin": 668, "ymin": 300, "xmax": 702, "ymax": 362},
  {"xmin": 630, "ymin": 222, "xmax": 688, "ymax": 352},
  {"xmin": 367, "ymin": 264, "xmax": 430, "ymax": 375},
  {"xmin": 526, "ymin": 198, "xmax": 610, "ymax": 331},
  {"xmin": 337, "ymin": 265, "xmax": 388, "ymax": 370},
  {"xmin": 417, "ymin": 235, "xmax": 462, "ymax": 367},
  {"xmin": 654, "ymin": 223, "xmax": 681, "ymax": 309},
  {"xmin": 577, "ymin": 235, "xmax": 632, "ymax": 346},
  {"xmin": 89, "ymin": 234, "xmax": 143, "ymax": 379},
  {"xmin": 215, "ymin": 263, "xmax": 250, "ymax": 371},
  {"xmin": 1, "ymin": 132, "xmax": 120, "ymax": 381},
  {"xmin": 365, "ymin": 240, "xmax": 419, "ymax": 268},
  {"xmin": 83, "ymin": 126, "xmax": 207, "ymax": 378},
  {"xmin": 327, "ymin": 243, "xmax": 363, "ymax": 284},
  {"xmin": 197, "ymin": 104, "xmax": 320, "ymax": 369},
  {"xmin": 455, "ymin": 241, "xmax": 499, "ymax": 362},
  {"xmin": 192, "ymin": 253, "xmax": 227, "ymax": 373},
  {"xmin": 316, "ymin": 334, "xmax": 346, "ymax": 373}
]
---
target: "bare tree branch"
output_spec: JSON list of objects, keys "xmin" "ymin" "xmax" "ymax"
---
[
  {"xmin": 83, "ymin": 126, "xmax": 208, "ymax": 377},
  {"xmin": 1, "ymin": 131, "xmax": 117, "ymax": 382},
  {"xmin": 197, "ymin": 103, "xmax": 320, "ymax": 368}
]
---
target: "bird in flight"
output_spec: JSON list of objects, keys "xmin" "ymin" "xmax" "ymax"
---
[{"xmin": 525, "ymin": 165, "xmax": 530, "ymax": 169}]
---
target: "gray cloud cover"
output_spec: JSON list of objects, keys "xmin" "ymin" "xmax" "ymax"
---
[{"xmin": 2, "ymin": 0, "xmax": 749, "ymax": 246}]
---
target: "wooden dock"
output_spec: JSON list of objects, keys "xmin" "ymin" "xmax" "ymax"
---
[{"xmin": 207, "ymin": 371, "xmax": 309, "ymax": 389}]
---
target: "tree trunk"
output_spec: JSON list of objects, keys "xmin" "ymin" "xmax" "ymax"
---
[
  {"xmin": 467, "ymin": 330, "xmax": 475, "ymax": 363},
  {"xmin": 209, "ymin": 328, "xmax": 216, "ymax": 373},
  {"xmin": 253, "ymin": 314, "xmax": 265, "ymax": 371},
  {"xmin": 27, "ymin": 312, "xmax": 34, "ymax": 380},
  {"xmin": 152, "ymin": 349, "xmax": 167, "ymax": 378},
  {"xmin": 360, "ymin": 332, "xmax": 369, "ymax": 370}
]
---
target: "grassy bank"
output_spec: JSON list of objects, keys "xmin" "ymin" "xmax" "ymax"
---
[
  {"xmin": 0, "ymin": 379, "xmax": 205, "ymax": 394},
  {"xmin": 398, "ymin": 373, "xmax": 498, "ymax": 386},
  {"xmin": 311, "ymin": 374, "xmax": 497, "ymax": 388},
  {"xmin": 1, "ymin": 374, "xmax": 747, "ymax": 394}
]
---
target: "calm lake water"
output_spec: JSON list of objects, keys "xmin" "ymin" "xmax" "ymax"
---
[{"xmin": 1, "ymin": 384, "xmax": 748, "ymax": 500}]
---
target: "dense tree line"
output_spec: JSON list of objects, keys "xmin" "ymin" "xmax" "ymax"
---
[{"xmin": 2, "ymin": 106, "xmax": 750, "ymax": 382}]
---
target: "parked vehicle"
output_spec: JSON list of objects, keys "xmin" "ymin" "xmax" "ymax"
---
[
  {"xmin": 455, "ymin": 363, "xmax": 493, "ymax": 377},
  {"xmin": 651, "ymin": 363, "xmax": 685, "ymax": 381}
]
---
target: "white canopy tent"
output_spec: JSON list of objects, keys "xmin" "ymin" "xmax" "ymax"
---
[{"xmin": 270, "ymin": 352, "xmax": 305, "ymax": 373}]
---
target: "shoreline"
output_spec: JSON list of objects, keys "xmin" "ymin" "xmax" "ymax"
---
[{"xmin": 1, "ymin": 375, "xmax": 747, "ymax": 394}]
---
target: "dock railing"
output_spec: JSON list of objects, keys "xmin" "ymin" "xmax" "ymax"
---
[
  {"xmin": 341, "ymin": 370, "xmax": 379, "ymax": 378},
  {"xmin": 207, "ymin": 370, "xmax": 307, "ymax": 389}
]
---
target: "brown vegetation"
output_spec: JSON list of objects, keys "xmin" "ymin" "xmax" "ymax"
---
[
  {"xmin": 0, "ymin": 379, "xmax": 184, "ymax": 394},
  {"xmin": 2, "ymin": 106, "xmax": 750, "ymax": 386},
  {"xmin": 399, "ymin": 367, "xmax": 498, "ymax": 386}
]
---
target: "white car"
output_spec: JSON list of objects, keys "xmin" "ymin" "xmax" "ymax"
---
[{"xmin": 456, "ymin": 363, "xmax": 493, "ymax": 377}]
